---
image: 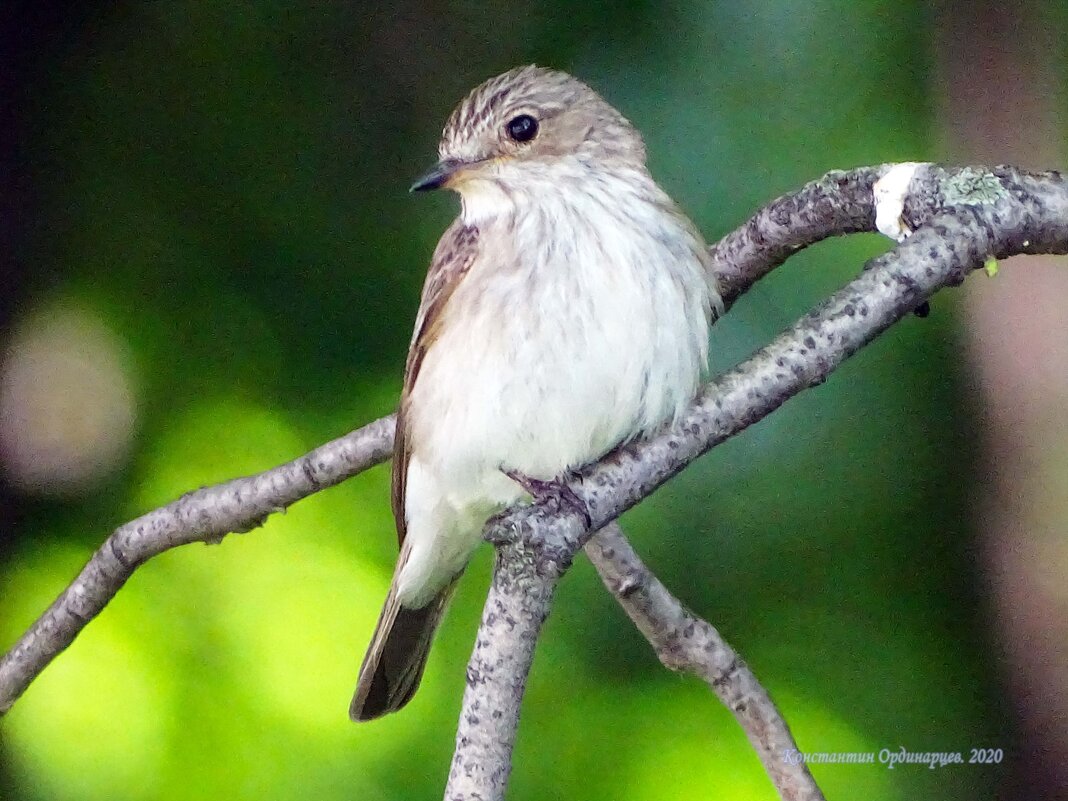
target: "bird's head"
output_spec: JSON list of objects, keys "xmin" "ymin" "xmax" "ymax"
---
[{"xmin": 410, "ymin": 66, "xmax": 647, "ymax": 199}]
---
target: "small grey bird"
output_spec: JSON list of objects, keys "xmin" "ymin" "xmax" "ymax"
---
[{"xmin": 351, "ymin": 65, "xmax": 720, "ymax": 720}]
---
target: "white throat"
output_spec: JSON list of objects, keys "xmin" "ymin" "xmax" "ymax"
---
[{"xmin": 458, "ymin": 179, "xmax": 518, "ymax": 225}]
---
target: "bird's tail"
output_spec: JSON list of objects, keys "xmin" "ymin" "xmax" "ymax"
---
[{"xmin": 350, "ymin": 577, "xmax": 454, "ymax": 721}]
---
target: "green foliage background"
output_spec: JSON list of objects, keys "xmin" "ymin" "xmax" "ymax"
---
[{"xmin": 0, "ymin": 1, "xmax": 1031, "ymax": 799}]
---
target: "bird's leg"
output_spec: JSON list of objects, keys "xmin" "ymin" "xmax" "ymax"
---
[{"xmin": 501, "ymin": 468, "xmax": 592, "ymax": 528}]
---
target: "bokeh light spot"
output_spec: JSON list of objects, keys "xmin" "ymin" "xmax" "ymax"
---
[{"xmin": 0, "ymin": 300, "xmax": 137, "ymax": 496}]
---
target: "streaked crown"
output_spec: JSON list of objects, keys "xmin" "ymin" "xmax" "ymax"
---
[{"xmin": 438, "ymin": 66, "xmax": 647, "ymax": 168}]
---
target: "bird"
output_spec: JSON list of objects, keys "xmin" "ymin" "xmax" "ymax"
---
[{"xmin": 350, "ymin": 65, "xmax": 721, "ymax": 720}]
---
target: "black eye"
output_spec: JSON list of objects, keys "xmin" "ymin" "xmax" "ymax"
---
[{"xmin": 505, "ymin": 114, "xmax": 539, "ymax": 143}]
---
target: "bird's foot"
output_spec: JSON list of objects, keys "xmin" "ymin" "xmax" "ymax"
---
[{"xmin": 502, "ymin": 468, "xmax": 591, "ymax": 528}]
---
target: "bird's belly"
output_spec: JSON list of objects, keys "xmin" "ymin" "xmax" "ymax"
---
[{"xmin": 407, "ymin": 250, "xmax": 706, "ymax": 510}]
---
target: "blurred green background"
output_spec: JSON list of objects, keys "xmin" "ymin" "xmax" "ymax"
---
[{"xmin": 1, "ymin": 1, "xmax": 1064, "ymax": 800}]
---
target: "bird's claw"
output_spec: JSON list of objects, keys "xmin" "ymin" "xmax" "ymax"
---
[{"xmin": 502, "ymin": 468, "xmax": 591, "ymax": 528}]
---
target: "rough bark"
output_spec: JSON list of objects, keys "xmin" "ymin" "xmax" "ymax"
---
[
  {"xmin": 2, "ymin": 163, "xmax": 1066, "ymax": 801},
  {"xmin": 587, "ymin": 523, "xmax": 824, "ymax": 801}
]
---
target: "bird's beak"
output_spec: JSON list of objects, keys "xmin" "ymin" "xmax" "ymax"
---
[{"xmin": 410, "ymin": 158, "xmax": 468, "ymax": 192}]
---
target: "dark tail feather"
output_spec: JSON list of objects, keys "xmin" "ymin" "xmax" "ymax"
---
[{"xmin": 350, "ymin": 582, "xmax": 453, "ymax": 721}]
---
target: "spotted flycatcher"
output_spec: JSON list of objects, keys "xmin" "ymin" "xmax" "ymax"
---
[{"xmin": 351, "ymin": 66, "xmax": 721, "ymax": 720}]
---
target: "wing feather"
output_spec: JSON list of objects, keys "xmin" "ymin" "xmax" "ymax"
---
[{"xmin": 392, "ymin": 221, "xmax": 480, "ymax": 545}]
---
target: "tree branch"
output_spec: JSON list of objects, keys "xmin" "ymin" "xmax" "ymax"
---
[
  {"xmin": 561, "ymin": 165, "xmax": 1068, "ymax": 535},
  {"xmin": 442, "ymin": 164, "xmax": 1068, "ymax": 801},
  {"xmin": 0, "ymin": 414, "xmax": 395, "ymax": 713},
  {"xmin": 2, "ymin": 166, "xmax": 899, "ymax": 714},
  {"xmin": 445, "ymin": 533, "xmax": 565, "ymax": 799},
  {"xmin": 3, "ymin": 163, "xmax": 1067, "ymax": 801},
  {"xmin": 587, "ymin": 523, "xmax": 824, "ymax": 801}
]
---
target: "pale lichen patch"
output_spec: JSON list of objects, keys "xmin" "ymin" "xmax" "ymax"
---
[{"xmin": 873, "ymin": 162, "xmax": 927, "ymax": 242}]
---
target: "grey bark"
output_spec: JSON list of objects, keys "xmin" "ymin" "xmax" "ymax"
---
[
  {"xmin": 0, "ymin": 414, "xmax": 396, "ymax": 713},
  {"xmin": 441, "ymin": 163, "xmax": 1068, "ymax": 801},
  {"xmin": 587, "ymin": 523, "xmax": 824, "ymax": 801},
  {"xmin": 2, "ymin": 163, "xmax": 1066, "ymax": 800},
  {"xmin": 446, "ymin": 536, "xmax": 564, "ymax": 799},
  {"xmin": 563, "ymin": 165, "xmax": 1068, "ymax": 535}
]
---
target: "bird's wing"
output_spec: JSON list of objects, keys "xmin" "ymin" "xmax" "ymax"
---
[{"xmin": 392, "ymin": 220, "xmax": 480, "ymax": 545}]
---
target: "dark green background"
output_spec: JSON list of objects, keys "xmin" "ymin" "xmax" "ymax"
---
[{"xmin": 0, "ymin": 1, "xmax": 1044, "ymax": 799}]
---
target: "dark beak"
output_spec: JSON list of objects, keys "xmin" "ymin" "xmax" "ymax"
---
[{"xmin": 410, "ymin": 159, "xmax": 465, "ymax": 192}]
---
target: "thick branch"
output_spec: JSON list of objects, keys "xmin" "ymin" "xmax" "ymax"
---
[
  {"xmin": 446, "ymin": 164, "xmax": 1068, "ymax": 801},
  {"xmin": 587, "ymin": 523, "xmax": 823, "ymax": 801},
  {"xmin": 2, "ymin": 166, "xmax": 1066, "ymax": 801},
  {"xmin": 2, "ymin": 166, "xmax": 905, "ymax": 715},
  {"xmin": 445, "ymin": 536, "xmax": 566, "ymax": 799},
  {"xmin": 558, "ymin": 165, "xmax": 1068, "ymax": 536}
]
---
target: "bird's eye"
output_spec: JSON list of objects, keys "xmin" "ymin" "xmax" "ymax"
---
[{"xmin": 505, "ymin": 114, "xmax": 539, "ymax": 143}]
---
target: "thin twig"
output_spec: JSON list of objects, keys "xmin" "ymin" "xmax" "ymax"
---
[
  {"xmin": 587, "ymin": 523, "xmax": 824, "ymax": 801},
  {"xmin": 0, "ymin": 414, "xmax": 395, "ymax": 713}
]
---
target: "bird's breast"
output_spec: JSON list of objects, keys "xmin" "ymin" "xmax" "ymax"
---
[{"xmin": 408, "ymin": 184, "xmax": 712, "ymax": 504}]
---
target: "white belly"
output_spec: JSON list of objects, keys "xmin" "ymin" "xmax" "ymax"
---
[{"xmin": 395, "ymin": 175, "xmax": 715, "ymax": 606}]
